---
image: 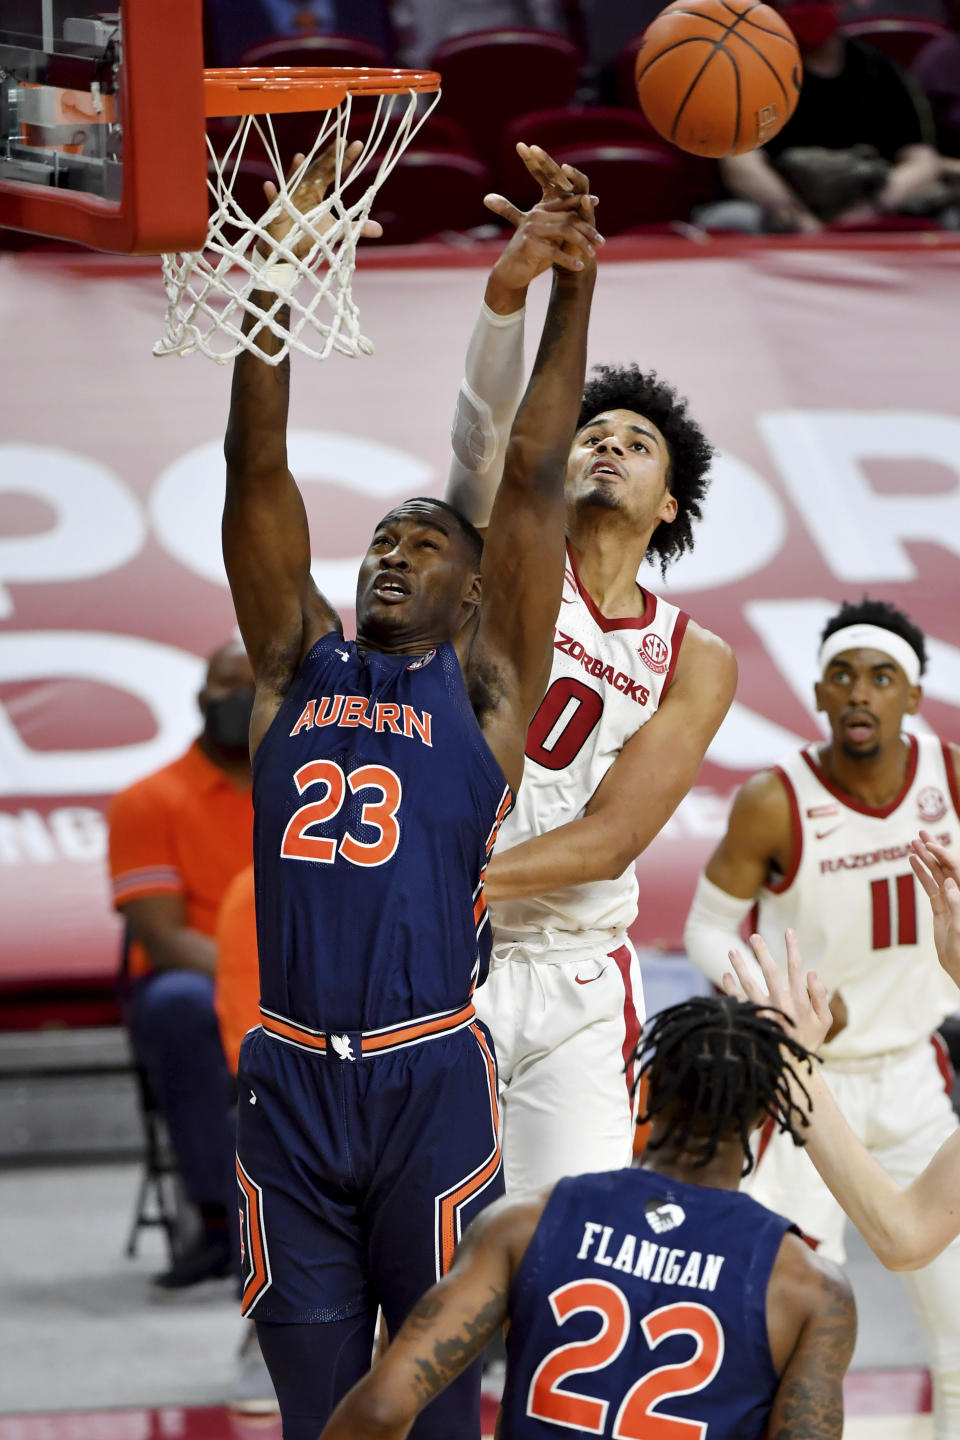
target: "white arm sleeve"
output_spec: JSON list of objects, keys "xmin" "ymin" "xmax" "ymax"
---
[
  {"xmin": 445, "ymin": 300, "xmax": 526, "ymax": 528},
  {"xmin": 683, "ymin": 873, "xmax": 762, "ymax": 988}
]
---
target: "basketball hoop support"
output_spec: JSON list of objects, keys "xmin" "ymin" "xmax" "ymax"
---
[{"xmin": 0, "ymin": 0, "xmax": 208, "ymax": 254}]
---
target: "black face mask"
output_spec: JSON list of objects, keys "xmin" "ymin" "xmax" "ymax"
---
[{"xmin": 204, "ymin": 689, "xmax": 255, "ymax": 753}]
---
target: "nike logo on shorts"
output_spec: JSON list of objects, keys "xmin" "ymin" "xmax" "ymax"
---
[{"xmin": 575, "ymin": 967, "xmax": 606, "ymax": 985}]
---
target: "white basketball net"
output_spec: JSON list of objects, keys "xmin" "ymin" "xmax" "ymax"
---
[{"xmin": 153, "ymin": 86, "xmax": 440, "ymax": 365}]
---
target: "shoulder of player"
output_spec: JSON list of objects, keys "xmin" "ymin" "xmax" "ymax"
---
[
  {"xmin": 669, "ymin": 619, "xmax": 737, "ymax": 701},
  {"xmin": 772, "ymin": 1231, "xmax": 856, "ymax": 1334},
  {"xmin": 728, "ymin": 767, "xmax": 794, "ymax": 837},
  {"xmin": 456, "ymin": 1188, "xmax": 549, "ymax": 1270}
]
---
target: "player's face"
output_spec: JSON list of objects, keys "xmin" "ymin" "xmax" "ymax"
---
[
  {"xmin": 814, "ymin": 647, "xmax": 921, "ymax": 760},
  {"xmin": 356, "ymin": 503, "xmax": 480, "ymax": 647},
  {"xmin": 566, "ymin": 409, "xmax": 678, "ymax": 534}
]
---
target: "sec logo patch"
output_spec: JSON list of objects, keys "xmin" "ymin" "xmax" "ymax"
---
[
  {"xmin": 639, "ymin": 632, "xmax": 670, "ymax": 674},
  {"xmin": 917, "ymin": 786, "xmax": 947, "ymax": 823}
]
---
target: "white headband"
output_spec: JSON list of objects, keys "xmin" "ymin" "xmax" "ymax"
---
[{"xmin": 818, "ymin": 624, "xmax": 921, "ymax": 686}]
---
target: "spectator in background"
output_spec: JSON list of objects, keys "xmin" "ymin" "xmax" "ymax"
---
[
  {"xmin": 215, "ymin": 863, "xmax": 258, "ymax": 1078},
  {"xmin": 109, "ymin": 639, "xmax": 254, "ymax": 1290},
  {"xmin": 912, "ymin": 0, "xmax": 960, "ymax": 161},
  {"xmin": 705, "ymin": 0, "xmax": 945, "ymax": 230},
  {"xmin": 204, "ymin": 0, "xmax": 395, "ymax": 67},
  {"xmin": 394, "ymin": 0, "xmax": 569, "ymax": 66}
]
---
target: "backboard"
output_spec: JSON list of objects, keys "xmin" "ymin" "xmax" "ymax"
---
[{"xmin": 0, "ymin": 0, "xmax": 208, "ymax": 252}]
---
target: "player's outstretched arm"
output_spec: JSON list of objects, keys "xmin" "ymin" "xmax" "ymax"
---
[
  {"xmin": 223, "ymin": 145, "xmax": 374, "ymax": 746},
  {"xmin": 767, "ymin": 1237, "xmax": 856, "ymax": 1439},
  {"xmin": 445, "ymin": 144, "xmax": 601, "ymax": 529},
  {"xmin": 483, "ymin": 620, "xmax": 736, "ymax": 903},
  {"xmin": 681, "ymin": 770, "xmax": 795, "ymax": 987},
  {"xmin": 318, "ymin": 1195, "xmax": 542, "ymax": 1440},
  {"xmin": 466, "ymin": 152, "xmax": 598, "ymax": 793},
  {"xmin": 725, "ymin": 934, "xmax": 960, "ymax": 1270}
]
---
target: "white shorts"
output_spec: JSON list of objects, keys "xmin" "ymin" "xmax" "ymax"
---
[
  {"xmin": 474, "ymin": 933, "xmax": 644, "ymax": 1194},
  {"xmin": 745, "ymin": 1035, "xmax": 959, "ymax": 1262}
]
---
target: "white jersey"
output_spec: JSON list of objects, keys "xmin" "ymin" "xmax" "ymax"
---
[
  {"xmin": 757, "ymin": 734, "xmax": 960, "ymax": 1060},
  {"xmin": 491, "ymin": 548, "xmax": 689, "ymax": 941}
]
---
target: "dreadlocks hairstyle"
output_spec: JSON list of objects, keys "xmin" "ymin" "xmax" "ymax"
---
[
  {"xmin": 821, "ymin": 596, "xmax": 926, "ymax": 676},
  {"xmin": 577, "ymin": 365, "xmax": 714, "ymax": 576},
  {"xmin": 632, "ymin": 994, "xmax": 817, "ymax": 1177}
]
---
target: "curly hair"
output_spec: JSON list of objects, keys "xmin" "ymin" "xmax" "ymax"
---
[
  {"xmin": 821, "ymin": 596, "xmax": 926, "ymax": 676},
  {"xmin": 577, "ymin": 365, "xmax": 715, "ymax": 576},
  {"xmin": 632, "ymin": 994, "xmax": 817, "ymax": 1177}
]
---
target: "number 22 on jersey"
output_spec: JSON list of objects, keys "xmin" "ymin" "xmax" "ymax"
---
[
  {"xmin": 280, "ymin": 759, "xmax": 402, "ymax": 868},
  {"xmin": 527, "ymin": 1279, "xmax": 723, "ymax": 1438}
]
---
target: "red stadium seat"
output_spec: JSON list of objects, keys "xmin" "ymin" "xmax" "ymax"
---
[
  {"xmin": 237, "ymin": 34, "xmax": 390, "ymax": 70},
  {"xmin": 372, "ymin": 150, "xmax": 492, "ymax": 244},
  {"xmin": 615, "ymin": 34, "xmax": 649, "ymax": 111},
  {"xmin": 547, "ymin": 142, "xmax": 695, "ymax": 231},
  {"xmin": 840, "ymin": 17, "xmax": 945, "ymax": 68},
  {"xmin": 427, "ymin": 29, "xmax": 582, "ymax": 167},
  {"xmin": 500, "ymin": 106, "xmax": 664, "ymax": 196}
]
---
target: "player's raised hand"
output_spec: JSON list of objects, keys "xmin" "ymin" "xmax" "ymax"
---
[
  {"xmin": 260, "ymin": 140, "xmax": 383, "ymax": 255},
  {"xmin": 483, "ymin": 144, "xmax": 603, "ymax": 291},
  {"xmin": 911, "ymin": 832, "xmax": 960, "ymax": 991},
  {"xmin": 515, "ymin": 141, "xmax": 594, "ymax": 216},
  {"xmin": 723, "ymin": 930, "xmax": 834, "ymax": 1054}
]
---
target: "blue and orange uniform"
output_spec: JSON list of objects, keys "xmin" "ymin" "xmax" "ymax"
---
[
  {"xmin": 501, "ymin": 1168, "xmax": 796, "ymax": 1439},
  {"xmin": 237, "ymin": 633, "xmax": 510, "ymax": 1436}
]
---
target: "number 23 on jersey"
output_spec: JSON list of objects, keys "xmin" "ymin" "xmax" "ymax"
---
[
  {"xmin": 528, "ymin": 1279, "xmax": 723, "ymax": 1439},
  {"xmin": 280, "ymin": 759, "xmax": 402, "ymax": 869}
]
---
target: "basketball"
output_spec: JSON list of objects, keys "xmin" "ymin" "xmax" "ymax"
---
[{"xmin": 635, "ymin": 0, "xmax": 802, "ymax": 158}]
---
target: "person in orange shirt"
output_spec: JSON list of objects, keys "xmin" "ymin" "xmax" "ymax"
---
[
  {"xmin": 215, "ymin": 864, "xmax": 259, "ymax": 1076},
  {"xmin": 109, "ymin": 639, "xmax": 255, "ymax": 1290}
]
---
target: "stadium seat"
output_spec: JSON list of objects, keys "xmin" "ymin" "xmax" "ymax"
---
[
  {"xmin": 427, "ymin": 29, "xmax": 582, "ymax": 168},
  {"xmin": 840, "ymin": 17, "xmax": 945, "ymax": 68},
  {"xmin": 372, "ymin": 150, "xmax": 492, "ymax": 244},
  {"xmin": 615, "ymin": 34, "xmax": 649, "ymax": 111},
  {"xmin": 237, "ymin": 34, "xmax": 390, "ymax": 70},
  {"xmin": 125, "ymin": 1065, "xmax": 187, "ymax": 1265},
  {"xmin": 500, "ymin": 106, "xmax": 665, "ymax": 196},
  {"xmin": 546, "ymin": 142, "xmax": 695, "ymax": 231}
]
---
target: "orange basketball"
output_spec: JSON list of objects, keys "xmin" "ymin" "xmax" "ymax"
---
[{"xmin": 635, "ymin": 0, "xmax": 802, "ymax": 158}]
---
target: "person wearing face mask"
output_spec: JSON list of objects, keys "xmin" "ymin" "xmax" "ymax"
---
[
  {"xmin": 704, "ymin": 0, "xmax": 943, "ymax": 231},
  {"xmin": 108, "ymin": 638, "xmax": 255, "ymax": 1291}
]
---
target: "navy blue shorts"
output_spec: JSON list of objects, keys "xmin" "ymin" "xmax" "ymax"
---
[{"xmin": 235, "ymin": 1018, "xmax": 503, "ymax": 1330}]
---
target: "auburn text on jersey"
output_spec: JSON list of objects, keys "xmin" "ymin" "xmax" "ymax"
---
[{"xmin": 289, "ymin": 695, "xmax": 433, "ymax": 746}]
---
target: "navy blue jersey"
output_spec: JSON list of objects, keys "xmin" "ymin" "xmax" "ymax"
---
[
  {"xmin": 252, "ymin": 634, "xmax": 511, "ymax": 1032},
  {"xmin": 501, "ymin": 1168, "xmax": 795, "ymax": 1440}
]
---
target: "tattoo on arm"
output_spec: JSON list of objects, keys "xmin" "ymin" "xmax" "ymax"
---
[
  {"xmin": 405, "ymin": 1286, "xmax": 507, "ymax": 1405},
  {"xmin": 770, "ymin": 1271, "xmax": 856, "ymax": 1440}
]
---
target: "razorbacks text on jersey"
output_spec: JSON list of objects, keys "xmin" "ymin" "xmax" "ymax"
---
[
  {"xmin": 252, "ymin": 633, "xmax": 511, "ymax": 1036},
  {"xmin": 491, "ymin": 548, "xmax": 689, "ymax": 940},
  {"xmin": 758, "ymin": 734, "xmax": 960, "ymax": 1060},
  {"xmin": 500, "ymin": 1168, "xmax": 794, "ymax": 1440}
]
